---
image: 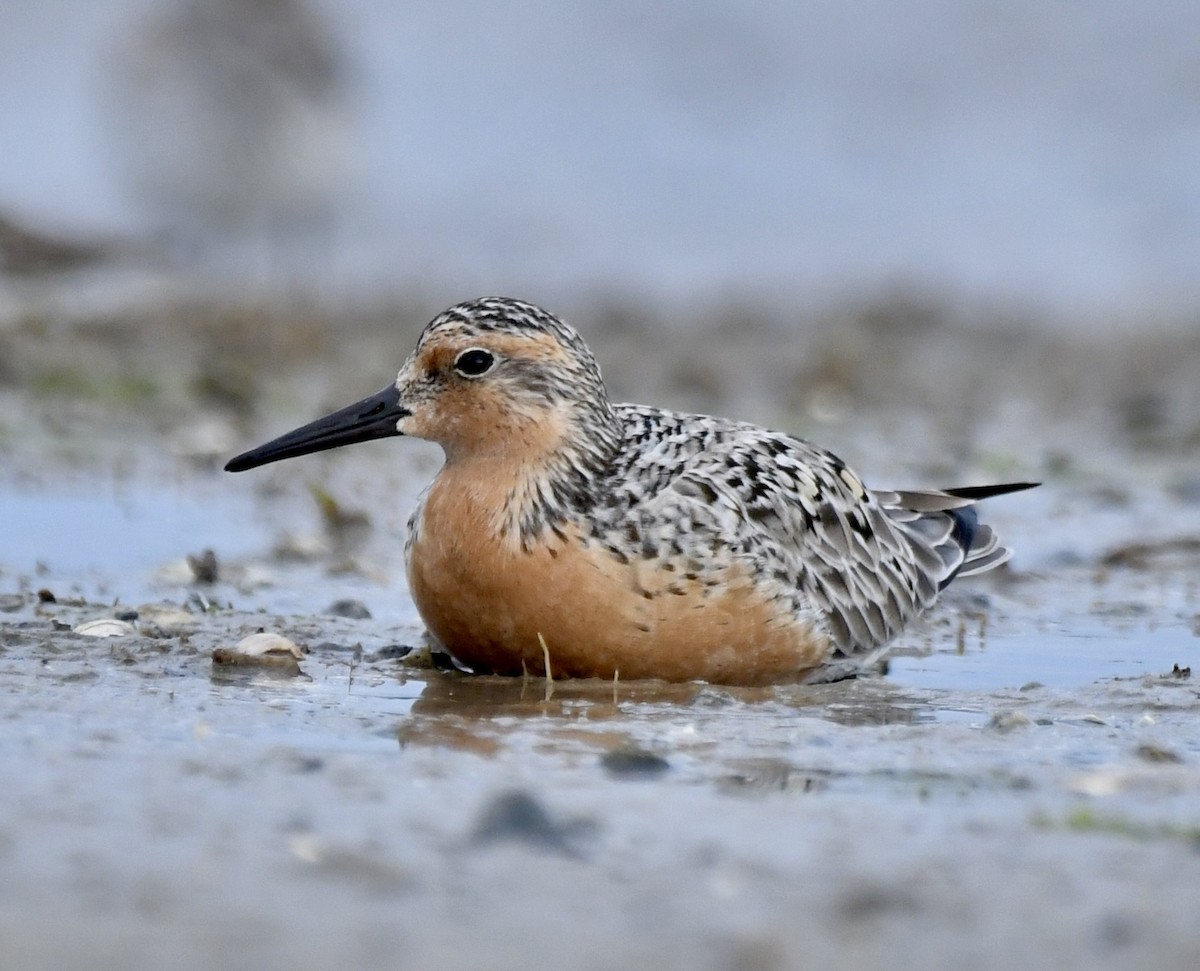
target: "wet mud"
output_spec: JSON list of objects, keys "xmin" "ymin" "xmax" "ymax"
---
[{"xmin": 1, "ymin": 289, "xmax": 1199, "ymax": 970}]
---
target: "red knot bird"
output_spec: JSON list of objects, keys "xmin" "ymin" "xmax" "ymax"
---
[{"xmin": 226, "ymin": 297, "xmax": 1036, "ymax": 685}]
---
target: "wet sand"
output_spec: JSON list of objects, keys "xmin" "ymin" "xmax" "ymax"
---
[{"xmin": 1, "ymin": 288, "xmax": 1198, "ymax": 970}]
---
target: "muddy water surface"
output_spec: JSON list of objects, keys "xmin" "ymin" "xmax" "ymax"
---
[{"xmin": 1, "ymin": 298, "xmax": 1198, "ymax": 971}]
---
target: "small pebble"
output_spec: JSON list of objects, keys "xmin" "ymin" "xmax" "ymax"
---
[
  {"xmin": 470, "ymin": 790, "xmax": 590, "ymax": 857},
  {"xmin": 600, "ymin": 747, "xmax": 671, "ymax": 778},
  {"xmin": 373, "ymin": 644, "xmax": 414, "ymax": 660},
  {"xmin": 312, "ymin": 641, "xmax": 356, "ymax": 654},
  {"xmin": 324, "ymin": 599, "xmax": 372, "ymax": 620},
  {"xmin": 987, "ymin": 711, "xmax": 1033, "ymax": 732},
  {"xmin": 1135, "ymin": 743, "xmax": 1182, "ymax": 764}
]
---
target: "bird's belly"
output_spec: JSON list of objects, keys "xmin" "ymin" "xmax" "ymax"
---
[{"xmin": 405, "ymin": 525, "xmax": 831, "ymax": 685}]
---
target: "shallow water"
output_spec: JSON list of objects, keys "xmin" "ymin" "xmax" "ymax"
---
[
  {"xmin": 890, "ymin": 624, "xmax": 1197, "ymax": 693},
  {"xmin": 2, "ymin": 305, "xmax": 1200, "ymax": 971},
  {"xmin": 0, "ymin": 482, "xmax": 423, "ymax": 625},
  {"xmin": 2, "ymin": 581, "xmax": 1198, "ymax": 971},
  {"xmin": 4, "ymin": 482, "xmax": 1194, "ymax": 694},
  {"xmin": 0, "ymin": 486, "xmax": 267, "ymax": 601}
]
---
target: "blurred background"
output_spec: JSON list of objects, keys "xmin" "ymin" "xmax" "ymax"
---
[
  {"xmin": 1, "ymin": 0, "xmax": 1197, "ymax": 318},
  {"xmin": 2, "ymin": 11, "xmax": 1199, "ymax": 965},
  {"xmin": 1, "ymin": 0, "xmax": 1198, "ymax": 581}
]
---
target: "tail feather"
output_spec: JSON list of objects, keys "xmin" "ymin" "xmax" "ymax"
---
[
  {"xmin": 938, "ymin": 506, "xmax": 978, "ymax": 590},
  {"xmin": 943, "ymin": 482, "xmax": 1040, "ymax": 502},
  {"xmin": 957, "ymin": 543, "xmax": 1014, "ymax": 578},
  {"xmin": 872, "ymin": 481, "xmax": 1038, "ymax": 592}
]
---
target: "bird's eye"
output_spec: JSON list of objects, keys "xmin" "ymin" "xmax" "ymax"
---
[{"xmin": 453, "ymin": 348, "xmax": 496, "ymax": 377}]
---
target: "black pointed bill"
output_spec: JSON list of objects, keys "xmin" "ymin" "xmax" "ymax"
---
[{"xmin": 224, "ymin": 384, "xmax": 409, "ymax": 472}]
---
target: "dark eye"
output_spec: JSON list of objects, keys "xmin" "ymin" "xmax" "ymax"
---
[{"xmin": 453, "ymin": 348, "xmax": 495, "ymax": 377}]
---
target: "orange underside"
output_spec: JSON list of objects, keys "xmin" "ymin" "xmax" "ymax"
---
[{"xmin": 406, "ymin": 470, "xmax": 830, "ymax": 686}]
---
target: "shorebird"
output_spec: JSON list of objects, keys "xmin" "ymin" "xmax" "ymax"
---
[{"xmin": 226, "ymin": 297, "xmax": 1035, "ymax": 685}]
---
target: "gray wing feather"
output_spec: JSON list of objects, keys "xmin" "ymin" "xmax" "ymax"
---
[{"xmin": 606, "ymin": 405, "xmax": 1027, "ymax": 660}]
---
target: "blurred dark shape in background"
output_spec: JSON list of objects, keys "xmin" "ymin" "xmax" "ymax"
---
[
  {"xmin": 0, "ymin": 3, "xmax": 1195, "ymax": 322},
  {"xmin": 0, "ymin": 212, "xmax": 110, "ymax": 277},
  {"xmin": 97, "ymin": 0, "xmax": 354, "ymax": 277}
]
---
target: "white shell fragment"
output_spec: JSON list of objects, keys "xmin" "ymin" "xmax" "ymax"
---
[
  {"xmin": 235, "ymin": 632, "xmax": 304, "ymax": 659},
  {"xmin": 212, "ymin": 631, "xmax": 306, "ymax": 674},
  {"xmin": 73, "ymin": 618, "xmax": 137, "ymax": 638}
]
